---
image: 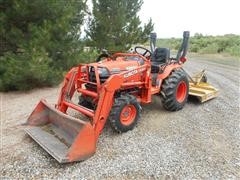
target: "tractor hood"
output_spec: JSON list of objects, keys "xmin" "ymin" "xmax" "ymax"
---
[{"xmin": 90, "ymin": 58, "xmax": 141, "ymax": 74}]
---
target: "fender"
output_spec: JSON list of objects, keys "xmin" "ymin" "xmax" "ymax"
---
[{"xmin": 157, "ymin": 63, "xmax": 183, "ymax": 87}]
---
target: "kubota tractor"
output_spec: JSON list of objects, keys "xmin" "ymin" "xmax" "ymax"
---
[{"xmin": 24, "ymin": 31, "xmax": 218, "ymax": 163}]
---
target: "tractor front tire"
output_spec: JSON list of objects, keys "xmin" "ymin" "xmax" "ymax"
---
[
  {"xmin": 109, "ymin": 95, "xmax": 141, "ymax": 133},
  {"xmin": 160, "ymin": 69, "xmax": 189, "ymax": 111}
]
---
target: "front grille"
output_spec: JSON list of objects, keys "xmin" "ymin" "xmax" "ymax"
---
[{"xmin": 89, "ymin": 69, "xmax": 110, "ymax": 84}]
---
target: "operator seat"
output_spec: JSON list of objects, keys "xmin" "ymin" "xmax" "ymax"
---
[{"xmin": 151, "ymin": 48, "xmax": 170, "ymax": 73}]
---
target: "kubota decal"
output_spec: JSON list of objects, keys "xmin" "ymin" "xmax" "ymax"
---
[{"xmin": 123, "ymin": 67, "xmax": 146, "ymax": 78}]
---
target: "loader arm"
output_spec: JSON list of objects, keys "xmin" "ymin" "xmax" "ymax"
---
[{"xmin": 93, "ymin": 75, "xmax": 124, "ymax": 138}]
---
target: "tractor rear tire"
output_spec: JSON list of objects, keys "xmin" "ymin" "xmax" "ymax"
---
[
  {"xmin": 109, "ymin": 94, "xmax": 141, "ymax": 133},
  {"xmin": 160, "ymin": 69, "xmax": 189, "ymax": 111}
]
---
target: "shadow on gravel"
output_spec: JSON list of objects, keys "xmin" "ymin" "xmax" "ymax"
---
[
  {"xmin": 187, "ymin": 96, "xmax": 202, "ymax": 105},
  {"xmin": 188, "ymin": 95, "xmax": 218, "ymax": 106}
]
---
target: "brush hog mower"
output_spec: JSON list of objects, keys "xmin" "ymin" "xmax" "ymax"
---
[
  {"xmin": 24, "ymin": 31, "xmax": 218, "ymax": 163},
  {"xmin": 187, "ymin": 70, "xmax": 218, "ymax": 102}
]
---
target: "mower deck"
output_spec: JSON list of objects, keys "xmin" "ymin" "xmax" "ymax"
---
[{"xmin": 189, "ymin": 82, "xmax": 218, "ymax": 103}]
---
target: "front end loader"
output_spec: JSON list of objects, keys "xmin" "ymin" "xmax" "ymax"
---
[{"xmin": 24, "ymin": 31, "xmax": 218, "ymax": 163}]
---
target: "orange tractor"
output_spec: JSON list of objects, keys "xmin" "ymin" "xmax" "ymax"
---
[{"xmin": 24, "ymin": 31, "xmax": 217, "ymax": 163}]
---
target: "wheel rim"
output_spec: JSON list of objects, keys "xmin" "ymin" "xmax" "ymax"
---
[
  {"xmin": 176, "ymin": 81, "xmax": 187, "ymax": 103},
  {"xmin": 120, "ymin": 105, "xmax": 137, "ymax": 126}
]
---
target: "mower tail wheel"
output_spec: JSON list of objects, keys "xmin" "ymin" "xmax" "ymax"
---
[
  {"xmin": 160, "ymin": 69, "xmax": 189, "ymax": 111},
  {"xmin": 109, "ymin": 94, "xmax": 141, "ymax": 133},
  {"xmin": 201, "ymin": 74, "xmax": 207, "ymax": 83}
]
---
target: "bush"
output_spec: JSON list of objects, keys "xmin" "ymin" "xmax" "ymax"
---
[
  {"xmin": 156, "ymin": 34, "xmax": 240, "ymax": 58},
  {"xmin": 0, "ymin": 50, "xmax": 60, "ymax": 91},
  {"xmin": 0, "ymin": 49, "xmax": 98, "ymax": 91},
  {"xmin": 199, "ymin": 43, "xmax": 219, "ymax": 54},
  {"xmin": 224, "ymin": 45, "xmax": 240, "ymax": 57}
]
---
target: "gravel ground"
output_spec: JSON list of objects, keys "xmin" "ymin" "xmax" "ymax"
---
[{"xmin": 1, "ymin": 54, "xmax": 240, "ymax": 179}]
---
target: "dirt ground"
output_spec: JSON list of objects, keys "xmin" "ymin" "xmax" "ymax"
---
[{"xmin": 1, "ymin": 54, "xmax": 240, "ymax": 179}]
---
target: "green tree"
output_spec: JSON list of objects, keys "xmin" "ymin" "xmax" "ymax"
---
[
  {"xmin": 0, "ymin": 0, "xmax": 87, "ymax": 91},
  {"xmin": 86, "ymin": 0, "xmax": 154, "ymax": 51}
]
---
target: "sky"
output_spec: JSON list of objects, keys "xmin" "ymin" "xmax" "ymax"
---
[{"xmin": 139, "ymin": 0, "xmax": 240, "ymax": 38}]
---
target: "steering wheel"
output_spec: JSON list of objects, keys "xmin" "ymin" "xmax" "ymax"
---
[
  {"xmin": 96, "ymin": 53, "xmax": 110, "ymax": 62},
  {"xmin": 96, "ymin": 49, "xmax": 111, "ymax": 62},
  {"xmin": 134, "ymin": 46, "xmax": 152, "ymax": 57}
]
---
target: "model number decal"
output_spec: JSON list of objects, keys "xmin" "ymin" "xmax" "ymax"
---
[
  {"xmin": 126, "ymin": 66, "xmax": 137, "ymax": 71},
  {"xmin": 123, "ymin": 67, "xmax": 146, "ymax": 78}
]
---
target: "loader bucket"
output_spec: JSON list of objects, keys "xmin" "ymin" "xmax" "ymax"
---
[
  {"xmin": 189, "ymin": 82, "xmax": 219, "ymax": 103},
  {"xmin": 24, "ymin": 99, "xmax": 96, "ymax": 163}
]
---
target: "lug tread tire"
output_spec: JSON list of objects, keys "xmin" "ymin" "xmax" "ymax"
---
[
  {"xmin": 160, "ymin": 69, "xmax": 189, "ymax": 111},
  {"xmin": 109, "ymin": 94, "xmax": 141, "ymax": 133}
]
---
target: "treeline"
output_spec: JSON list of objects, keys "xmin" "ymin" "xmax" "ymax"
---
[
  {"xmin": 0, "ymin": 0, "xmax": 153, "ymax": 91},
  {"xmin": 157, "ymin": 34, "xmax": 240, "ymax": 57}
]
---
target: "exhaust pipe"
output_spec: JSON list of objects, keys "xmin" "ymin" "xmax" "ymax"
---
[{"xmin": 176, "ymin": 31, "xmax": 190, "ymax": 62}]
